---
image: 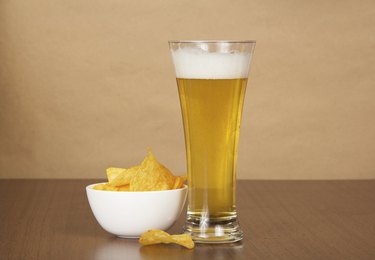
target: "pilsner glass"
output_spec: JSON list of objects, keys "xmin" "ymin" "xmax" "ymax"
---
[{"xmin": 169, "ymin": 41, "xmax": 255, "ymax": 243}]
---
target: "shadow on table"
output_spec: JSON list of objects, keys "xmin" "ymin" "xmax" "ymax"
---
[
  {"xmin": 93, "ymin": 236, "xmax": 243, "ymax": 260},
  {"xmin": 93, "ymin": 237, "xmax": 193, "ymax": 260}
]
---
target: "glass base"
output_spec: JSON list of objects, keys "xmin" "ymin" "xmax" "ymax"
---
[{"xmin": 183, "ymin": 215, "xmax": 243, "ymax": 244}]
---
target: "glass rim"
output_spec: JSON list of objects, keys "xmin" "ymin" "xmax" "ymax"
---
[{"xmin": 168, "ymin": 40, "xmax": 256, "ymax": 44}]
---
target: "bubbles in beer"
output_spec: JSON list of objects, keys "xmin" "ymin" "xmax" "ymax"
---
[{"xmin": 170, "ymin": 48, "xmax": 251, "ymax": 79}]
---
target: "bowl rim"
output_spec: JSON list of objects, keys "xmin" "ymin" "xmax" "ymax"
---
[{"xmin": 86, "ymin": 183, "xmax": 187, "ymax": 194}]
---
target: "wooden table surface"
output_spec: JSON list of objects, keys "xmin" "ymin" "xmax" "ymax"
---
[{"xmin": 0, "ymin": 180, "xmax": 374, "ymax": 260}]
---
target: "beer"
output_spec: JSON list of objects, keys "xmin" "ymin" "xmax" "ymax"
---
[
  {"xmin": 177, "ymin": 78, "xmax": 247, "ymax": 221},
  {"xmin": 169, "ymin": 41, "xmax": 255, "ymax": 243}
]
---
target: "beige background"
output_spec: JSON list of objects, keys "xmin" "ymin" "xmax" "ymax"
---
[{"xmin": 1, "ymin": 0, "xmax": 374, "ymax": 179}]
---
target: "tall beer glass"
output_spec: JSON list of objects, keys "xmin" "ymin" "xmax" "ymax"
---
[{"xmin": 169, "ymin": 41, "xmax": 255, "ymax": 243}]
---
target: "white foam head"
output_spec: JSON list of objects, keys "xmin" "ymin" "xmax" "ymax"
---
[{"xmin": 170, "ymin": 48, "xmax": 251, "ymax": 79}]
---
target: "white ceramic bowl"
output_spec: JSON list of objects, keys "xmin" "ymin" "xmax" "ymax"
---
[{"xmin": 86, "ymin": 183, "xmax": 187, "ymax": 238}]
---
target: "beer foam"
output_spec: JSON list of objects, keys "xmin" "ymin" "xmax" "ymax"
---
[{"xmin": 171, "ymin": 48, "xmax": 251, "ymax": 79}]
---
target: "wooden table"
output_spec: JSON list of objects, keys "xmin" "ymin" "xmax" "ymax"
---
[{"xmin": 0, "ymin": 180, "xmax": 374, "ymax": 259}]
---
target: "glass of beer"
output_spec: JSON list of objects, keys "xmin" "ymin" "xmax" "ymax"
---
[{"xmin": 169, "ymin": 41, "xmax": 256, "ymax": 243}]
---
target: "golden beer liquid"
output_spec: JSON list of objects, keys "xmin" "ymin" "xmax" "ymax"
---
[{"xmin": 177, "ymin": 78, "xmax": 247, "ymax": 222}]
